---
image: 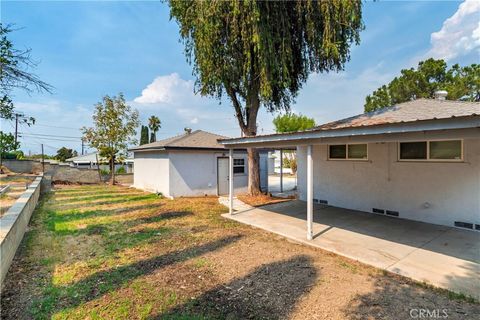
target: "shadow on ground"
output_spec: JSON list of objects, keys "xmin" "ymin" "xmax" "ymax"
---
[{"xmin": 153, "ymin": 255, "xmax": 317, "ymax": 319}]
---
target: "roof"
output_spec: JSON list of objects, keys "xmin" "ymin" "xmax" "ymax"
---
[
  {"xmin": 315, "ymin": 99, "xmax": 479, "ymax": 130},
  {"xmin": 66, "ymin": 152, "xmax": 133, "ymax": 163},
  {"xmin": 129, "ymin": 130, "xmax": 230, "ymax": 152},
  {"xmin": 219, "ymin": 99, "xmax": 480, "ymax": 146}
]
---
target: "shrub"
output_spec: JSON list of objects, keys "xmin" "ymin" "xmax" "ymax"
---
[
  {"xmin": 99, "ymin": 168, "xmax": 110, "ymax": 176},
  {"xmin": 116, "ymin": 166, "xmax": 126, "ymax": 174}
]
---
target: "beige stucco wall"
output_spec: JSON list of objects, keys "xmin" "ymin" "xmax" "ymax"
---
[
  {"xmin": 297, "ymin": 138, "xmax": 480, "ymax": 228},
  {"xmin": 133, "ymin": 150, "xmax": 248, "ymax": 198}
]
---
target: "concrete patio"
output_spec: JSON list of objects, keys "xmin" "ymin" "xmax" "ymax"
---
[{"xmin": 223, "ymin": 200, "xmax": 480, "ymax": 299}]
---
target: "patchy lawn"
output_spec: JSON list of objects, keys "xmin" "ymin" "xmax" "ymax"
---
[{"xmin": 1, "ymin": 185, "xmax": 478, "ymax": 319}]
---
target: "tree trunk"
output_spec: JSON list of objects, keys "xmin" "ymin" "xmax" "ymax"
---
[
  {"xmin": 247, "ymin": 148, "xmax": 261, "ymax": 195},
  {"xmin": 110, "ymin": 157, "xmax": 115, "ymax": 185}
]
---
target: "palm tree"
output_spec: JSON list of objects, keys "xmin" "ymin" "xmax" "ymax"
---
[{"xmin": 148, "ymin": 115, "xmax": 161, "ymax": 143}]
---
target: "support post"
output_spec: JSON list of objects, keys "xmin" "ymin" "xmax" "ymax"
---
[
  {"xmin": 229, "ymin": 148, "xmax": 234, "ymax": 214},
  {"xmin": 307, "ymin": 145, "xmax": 313, "ymax": 240},
  {"xmin": 280, "ymin": 149, "xmax": 283, "ymax": 193}
]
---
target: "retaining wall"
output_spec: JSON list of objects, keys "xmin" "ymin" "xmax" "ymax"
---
[{"xmin": 0, "ymin": 175, "xmax": 43, "ymax": 287}]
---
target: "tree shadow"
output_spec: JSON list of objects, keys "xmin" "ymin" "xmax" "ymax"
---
[
  {"xmin": 342, "ymin": 268, "xmax": 480, "ymax": 320},
  {"xmin": 37, "ymin": 235, "xmax": 243, "ymax": 317},
  {"xmin": 154, "ymin": 255, "xmax": 317, "ymax": 319}
]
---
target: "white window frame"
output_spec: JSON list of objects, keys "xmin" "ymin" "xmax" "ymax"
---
[
  {"xmin": 233, "ymin": 158, "xmax": 246, "ymax": 175},
  {"xmin": 397, "ymin": 139, "xmax": 464, "ymax": 162},
  {"xmin": 328, "ymin": 143, "xmax": 369, "ymax": 161}
]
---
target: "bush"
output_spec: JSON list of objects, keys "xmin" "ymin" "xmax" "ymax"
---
[
  {"xmin": 99, "ymin": 168, "xmax": 110, "ymax": 176},
  {"xmin": 283, "ymin": 157, "xmax": 297, "ymax": 174},
  {"xmin": 116, "ymin": 166, "xmax": 126, "ymax": 174}
]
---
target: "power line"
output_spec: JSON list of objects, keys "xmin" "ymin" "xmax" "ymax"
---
[{"xmin": 18, "ymin": 132, "xmax": 82, "ymax": 139}]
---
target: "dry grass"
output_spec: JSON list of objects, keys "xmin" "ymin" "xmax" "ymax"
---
[
  {"xmin": 237, "ymin": 193, "xmax": 293, "ymax": 207},
  {"xmin": 1, "ymin": 185, "xmax": 478, "ymax": 320}
]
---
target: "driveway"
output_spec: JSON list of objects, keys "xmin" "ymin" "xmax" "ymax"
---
[{"xmin": 223, "ymin": 200, "xmax": 480, "ymax": 299}]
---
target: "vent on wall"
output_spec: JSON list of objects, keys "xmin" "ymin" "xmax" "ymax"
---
[
  {"xmin": 386, "ymin": 210, "xmax": 399, "ymax": 217},
  {"xmin": 313, "ymin": 199, "xmax": 328, "ymax": 205},
  {"xmin": 476, "ymin": 224, "xmax": 480, "ymax": 231},
  {"xmin": 454, "ymin": 221, "xmax": 473, "ymax": 229},
  {"xmin": 372, "ymin": 208, "xmax": 385, "ymax": 214}
]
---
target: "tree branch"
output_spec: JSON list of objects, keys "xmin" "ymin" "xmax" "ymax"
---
[{"xmin": 225, "ymin": 84, "xmax": 247, "ymax": 133}]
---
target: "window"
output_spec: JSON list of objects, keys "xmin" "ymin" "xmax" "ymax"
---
[
  {"xmin": 399, "ymin": 140, "xmax": 462, "ymax": 161},
  {"xmin": 233, "ymin": 158, "xmax": 245, "ymax": 174},
  {"xmin": 329, "ymin": 144, "xmax": 367, "ymax": 160}
]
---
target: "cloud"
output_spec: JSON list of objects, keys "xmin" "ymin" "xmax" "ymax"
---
[
  {"xmin": 425, "ymin": 0, "xmax": 480, "ymax": 61},
  {"xmin": 134, "ymin": 73, "xmax": 194, "ymax": 104},
  {"xmin": 190, "ymin": 117, "xmax": 199, "ymax": 124}
]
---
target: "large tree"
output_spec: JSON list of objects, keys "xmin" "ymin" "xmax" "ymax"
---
[
  {"xmin": 169, "ymin": 0, "xmax": 363, "ymax": 194},
  {"xmin": 148, "ymin": 115, "xmax": 161, "ymax": 143},
  {"xmin": 365, "ymin": 59, "xmax": 480, "ymax": 112},
  {"xmin": 0, "ymin": 24, "xmax": 52, "ymax": 121},
  {"xmin": 82, "ymin": 93, "xmax": 139, "ymax": 185}
]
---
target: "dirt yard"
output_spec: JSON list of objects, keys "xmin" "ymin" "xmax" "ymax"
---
[
  {"xmin": 0, "ymin": 174, "xmax": 37, "ymax": 217},
  {"xmin": 1, "ymin": 185, "xmax": 478, "ymax": 319}
]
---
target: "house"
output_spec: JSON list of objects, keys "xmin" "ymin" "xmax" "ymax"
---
[
  {"xmin": 129, "ymin": 130, "xmax": 268, "ymax": 198},
  {"xmin": 65, "ymin": 152, "xmax": 134, "ymax": 173},
  {"xmin": 220, "ymin": 96, "xmax": 480, "ymax": 239}
]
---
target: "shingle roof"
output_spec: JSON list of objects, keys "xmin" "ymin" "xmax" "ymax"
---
[
  {"xmin": 130, "ymin": 130, "xmax": 229, "ymax": 151},
  {"xmin": 314, "ymin": 99, "xmax": 479, "ymax": 130},
  {"xmin": 66, "ymin": 152, "xmax": 133, "ymax": 163}
]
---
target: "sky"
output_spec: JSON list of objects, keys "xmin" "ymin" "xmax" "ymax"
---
[{"xmin": 1, "ymin": 0, "xmax": 479, "ymax": 155}]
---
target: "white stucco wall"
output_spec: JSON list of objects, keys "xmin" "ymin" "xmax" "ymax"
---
[
  {"xmin": 297, "ymin": 138, "xmax": 480, "ymax": 228},
  {"xmin": 133, "ymin": 151, "xmax": 170, "ymax": 196},
  {"xmin": 133, "ymin": 150, "xmax": 249, "ymax": 198}
]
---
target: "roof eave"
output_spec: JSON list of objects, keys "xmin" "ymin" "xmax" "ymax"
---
[{"xmin": 219, "ymin": 116, "xmax": 480, "ymax": 147}]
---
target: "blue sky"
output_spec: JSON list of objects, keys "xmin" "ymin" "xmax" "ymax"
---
[{"xmin": 1, "ymin": 0, "xmax": 479, "ymax": 155}]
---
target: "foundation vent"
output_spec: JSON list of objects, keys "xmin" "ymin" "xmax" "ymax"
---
[
  {"xmin": 475, "ymin": 224, "xmax": 480, "ymax": 231},
  {"xmin": 454, "ymin": 221, "xmax": 473, "ymax": 229},
  {"xmin": 372, "ymin": 208, "xmax": 385, "ymax": 214},
  {"xmin": 386, "ymin": 210, "xmax": 399, "ymax": 217},
  {"xmin": 319, "ymin": 199, "xmax": 328, "ymax": 205}
]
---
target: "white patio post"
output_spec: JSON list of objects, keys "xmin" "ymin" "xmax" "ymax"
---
[
  {"xmin": 280, "ymin": 149, "xmax": 283, "ymax": 193},
  {"xmin": 229, "ymin": 148, "xmax": 234, "ymax": 214},
  {"xmin": 307, "ymin": 145, "xmax": 313, "ymax": 240}
]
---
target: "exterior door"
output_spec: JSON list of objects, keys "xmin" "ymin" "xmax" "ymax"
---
[{"xmin": 217, "ymin": 157, "xmax": 229, "ymax": 195}]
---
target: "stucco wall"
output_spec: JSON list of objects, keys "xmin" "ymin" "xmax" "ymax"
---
[
  {"xmin": 133, "ymin": 151, "xmax": 170, "ymax": 196},
  {"xmin": 297, "ymin": 138, "xmax": 480, "ymax": 228},
  {"xmin": 132, "ymin": 150, "xmax": 249, "ymax": 198},
  {"xmin": 168, "ymin": 151, "xmax": 248, "ymax": 197}
]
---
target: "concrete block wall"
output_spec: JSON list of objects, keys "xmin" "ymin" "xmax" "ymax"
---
[{"xmin": 0, "ymin": 176, "xmax": 42, "ymax": 287}]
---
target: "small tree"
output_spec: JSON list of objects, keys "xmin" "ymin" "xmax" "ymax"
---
[
  {"xmin": 0, "ymin": 131, "xmax": 20, "ymax": 172},
  {"xmin": 55, "ymin": 147, "xmax": 77, "ymax": 162},
  {"xmin": 273, "ymin": 113, "xmax": 315, "ymax": 175},
  {"xmin": 140, "ymin": 125, "xmax": 149, "ymax": 145},
  {"xmin": 82, "ymin": 93, "xmax": 139, "ymax": 185},
  {"xmin": 148, "ymin": 115, "xmax": 161, "ymax": 143}
]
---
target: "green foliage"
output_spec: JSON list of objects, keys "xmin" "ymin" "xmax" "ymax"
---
[
  {"xmin": 115, "ymin": 166, "xmax": 126, "ymax": 174},
  {"xmin": 169, "ymin": 0, "xmax": 362, "ymax": 194},
  {"xmin": 82, "ymin": 93, "xmax": 139, "ymax": 184},
  {"xmin": 148, "ymin": 115, "xmax": 161, "ymax": 143},
  {"xmin": 0, "ymin": 130, "xmax": 20, "ymax": 154},
  {"xmin": 365, "ymin": 59, "xmax": 480, "ymax": 112},
  {"xmin": 140, "ymin": 125, "xmax": 149, "ymax": 145},
  {"xmin": 273, "ymin": 113, "xmax": 316, "ymax": 133},
  {"xmin": 100, "ymin": 168, "xmax": 110, "ymax": 176},
  {"xmin": 55, "ymin": 147, "xmax": 77, "ymax": 162},
  {"xmin": 0, "ymin": 23, "xmax": 52, "ymax": 121},
  {"xmin": 283, "ymin": 156, "xmax": 297, "ymax": 174}
]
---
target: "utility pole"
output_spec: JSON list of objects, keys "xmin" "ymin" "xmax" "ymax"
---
[
  {"xmin": 14, "ymin": 113, "xmax": 19, "ymax": 144},
  {"xmin": 81, "ymin": 139, "xmax": 85, "ymax": 155},
  {"xmin": 41, "ymin": 143, "xmax": 45, "ymax": 173}
]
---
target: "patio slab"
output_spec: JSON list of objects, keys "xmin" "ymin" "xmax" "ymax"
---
[{"xmin": 222, "ymin": 200, "xmax": 480, "ymax": 299}]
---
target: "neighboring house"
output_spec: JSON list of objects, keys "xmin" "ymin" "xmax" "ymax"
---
[
  {"xmin": 129, "ymin": 130, "xmax": 268, "ymax": 198},
  {"xmin": 65, "ymin": 152, "xmax": 134, "ymax": 173},
  {"xmin": 220, "ymin": 96, "xmax": 480, "ymax": 236}
]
